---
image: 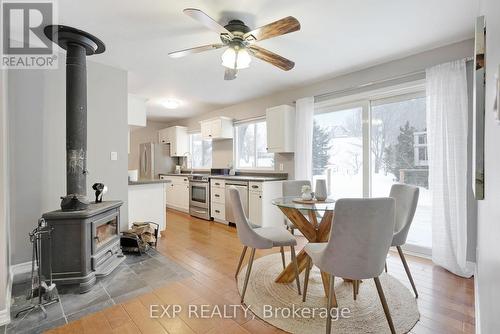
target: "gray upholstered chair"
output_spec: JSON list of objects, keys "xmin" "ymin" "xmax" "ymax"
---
[
  {"xmin": 303, "ymin": 198, "xmax": 397, "ymax": 334},
  {"xmin": 387, "ymin": 183, "xmax": 420, "ymax": 298},
  {"xmin": 282, "ymin": 180, "xmax": 311, "ymax": 234},
  {"xmin": 229, "ymin": 187, "xmax": 301, "ymax": 303}
]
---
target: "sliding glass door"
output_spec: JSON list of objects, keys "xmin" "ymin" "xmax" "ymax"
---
[
  {"xmin": 313, "ymin": 90, "xmax": 431, "ymax": 253},
  {"xmin": 313, "ymin": 104, "xmax": 367, "ymax": 199}
]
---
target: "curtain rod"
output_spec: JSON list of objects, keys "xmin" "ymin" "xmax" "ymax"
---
[{"xmin": 313, "ymin": 56, "xmax": 474, "ymax": 101}]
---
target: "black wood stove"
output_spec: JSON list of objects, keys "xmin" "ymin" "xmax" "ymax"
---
[{"xmin": 40, "ymin": 25, "xmax": 124, "ymax": 293}]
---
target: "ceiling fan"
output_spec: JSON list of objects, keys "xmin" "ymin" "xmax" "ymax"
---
[{"xmin": 169, "ymin": 8, "xmax": 301, "ymax": 80}]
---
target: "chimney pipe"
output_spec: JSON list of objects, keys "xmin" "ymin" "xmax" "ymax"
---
[{"xmin": 44, "ymin": 25, "xmax": 105, "ymax": 211}]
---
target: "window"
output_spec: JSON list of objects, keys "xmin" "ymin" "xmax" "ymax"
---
[
  {"xmin": 313, "ymin": 90, "xmax": 432, "ymax": 253},
  {"xmin": 189, "ymin": 133, "xmax": 212, "ymax": 169},
  {"xmin": 234, "ymin": 120, "xmax": 274, "ymax": 169}
]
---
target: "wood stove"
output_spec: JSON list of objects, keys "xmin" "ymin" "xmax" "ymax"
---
[
  {"xmin": 40, "ymin": 26, "xmax": 125, "ymax": 293},
  {"xmin": 42, "ymin": 201, "xmax": 124, "ymax": 293}
]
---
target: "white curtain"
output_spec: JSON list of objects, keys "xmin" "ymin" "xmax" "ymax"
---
[
  {"xmin": 294, "ymin": 97, "xmax": 314, "ymax": 181},
  {"xmin": 426, "ymin": 59, "xmax": 474, "ymax": 277}
]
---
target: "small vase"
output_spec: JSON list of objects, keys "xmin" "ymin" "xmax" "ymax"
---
[
  {"xmin": 301, "ymin": 192, "xmax": 312, "ymax": 201},
  {"xmin": 315, "ymin": 179, "xmax": 328, "ymax": 201}
]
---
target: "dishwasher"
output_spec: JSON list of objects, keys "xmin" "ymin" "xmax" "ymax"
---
[{"xmin": 225, "ymin": 180, "xmax": 248, "ymax": 224}]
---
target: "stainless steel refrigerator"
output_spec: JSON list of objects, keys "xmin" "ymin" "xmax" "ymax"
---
[{"xmin": 139, "ymin": 142, "xmax": 176, "ymax": 179}]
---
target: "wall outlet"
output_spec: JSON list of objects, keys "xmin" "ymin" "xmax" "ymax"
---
[
  {"xmin": 279, "ymin": 163, "xmax": 284, "ymax": 171},
  {"xmin": 110, "ymin": 151, "xmax": 118, "ymax": 161}
]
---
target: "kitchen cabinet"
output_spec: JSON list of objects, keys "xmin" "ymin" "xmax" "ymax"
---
[
  {"xmin": 158, "ymin": 126, "xmax": 188, "ymax": 156},
  {"xmin": 160, "ymin": 175, "xmax": 189, "ymax": 212},
  {"xmin": 266, "ymin": 105, "xmax": 295, "ymax": 153},
  {"xmin": 248, "ymin": 181, "xmax": 283, "ymax": 227},
  {"xmin": 248, "ymin": 189, "xmax": 263, "ymax": 226},
  {"xmin": 210, "ymin": 178, "xmax": 226, "ymax": 223},
  {"xmin": 200, "ymin": 117, "xmax": 233, "ymax": 140}
]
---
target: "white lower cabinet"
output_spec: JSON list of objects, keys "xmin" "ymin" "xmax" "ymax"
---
[
  {"xmin": 210, "ymin": 179, "xmax": 226, "ymax": 223},
  {"xmin": 249, "ymin": 189, "xmax": 263, "ymax": 226},
  {"xmin": 160, "ymin": 175, "xmax": 189, "ymax": 212},
  {"xmin": 248, "ymin": 181, "xmax": 283, "ymax": 228}
]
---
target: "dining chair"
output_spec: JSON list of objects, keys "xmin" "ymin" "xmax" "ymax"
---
[
  {"xmin": 228, "ymin": 187, "xmax": 301, "ymax": 303},
  {"xmin": 303, "ymin": 198, "xmax": 397, "ymax": 334},
  {"xmin": 387, "ymin": 183, "xmax": 420, "ymax": 298},
  {"xmin": 282, "ymin": 180, "xmax": 311, "ymax": 234}
]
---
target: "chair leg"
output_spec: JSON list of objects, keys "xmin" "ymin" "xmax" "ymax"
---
[
  {"xmin": 396, "ymin": 246, "xmax": 418, "ymax": 298},
  {"xmin": 374, "ymin": 276, "xmax": 396, "ymax": 334},
  {"xmin": 353, "ymin": 280, "xmax": 357, "ymax": 300},
  {"xmin": 325, "ymin": 274, "xmax": 336, "ymax": 334},
  {"xmin": 303, "ymin": 256, "xmax": 311, "ymax": 302},
  {"xmin": 241, "ymin": 248, "xmax": 256, "ymax": 303},
  {"xmin": 290, "ymin": 245, "xmax": 301, "ymax": 295},
  {"xmin": 385, "ymin": 261, "xmax": 388, "ymax": 273},
  {"xmin": 280, "ymin": 246, "xmax": 286, "ymax": 270},
  {"xmin": 235, "ymin": 246, "xmax": 248, "ymax": 278}
]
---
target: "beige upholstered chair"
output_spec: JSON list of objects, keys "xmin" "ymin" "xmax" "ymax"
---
[
  {"xmin": 282, "ymin": 180, "xmax": 311, "ymax": 234},
  {"xmin": 229, "ymin": 187, "xmax": 301, "ymax": 303},
  {"xmin": 388, "ymin": 183, "xmax": 420, "ymax": 298},
  {"xmin": 303, "ymin": 198, "xmax": 397, "ymax": 334}
]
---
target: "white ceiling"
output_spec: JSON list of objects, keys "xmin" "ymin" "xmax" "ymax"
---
[{"xmin": 57, "ymin": 0, "xmax": 477, "ymax": 121}]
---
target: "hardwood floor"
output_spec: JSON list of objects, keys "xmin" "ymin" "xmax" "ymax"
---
[{"xmin": 47, "ymin": 209, "xmax": 475, "ymax": 334}]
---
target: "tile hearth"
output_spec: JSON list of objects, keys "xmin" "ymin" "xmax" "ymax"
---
[{"xmin": 6, "ymin": 248, "xmax": 192, "ymax": 334}]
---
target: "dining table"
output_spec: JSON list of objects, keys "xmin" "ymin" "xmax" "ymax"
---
[{"xmin": 272, "ymin": 196, "xmax": 336, "ymax": 297}]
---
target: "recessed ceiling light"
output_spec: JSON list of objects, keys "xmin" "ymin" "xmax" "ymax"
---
[{"xmin": 161, "ymin": 99, "xmax": 181, "ymax": 109}]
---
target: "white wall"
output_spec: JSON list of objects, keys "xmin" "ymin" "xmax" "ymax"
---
[
  {"xmin": 8, "ymin": 58, "xmax": 128, "ymax": 265},
  {"xmin": 166, "ymin": 40, "xmax": 473, "ymax": 177},
  {"xmin": 0, "ymin": 69, "xmax": 10, "ymax": 324},
  {"xmin": 476, "ymin": 1, "xmax": 500, "ymax": 332}
]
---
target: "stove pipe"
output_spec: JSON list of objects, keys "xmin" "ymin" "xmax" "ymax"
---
[{"xmin": 44, "ymin": 25, "xmax": 106, "ymax": 211}]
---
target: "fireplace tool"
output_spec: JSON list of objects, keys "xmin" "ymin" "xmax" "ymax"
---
[{"xmin": 15, "ymin": 218, "xmax": 59, "ymax": 319}]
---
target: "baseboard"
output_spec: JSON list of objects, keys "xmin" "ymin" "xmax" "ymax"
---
[
  {"xmin": 475, "ymin": 264, "xmax": 480, "ymax": 334},
  {"xmin": 11, "ymin": 261, "xmax": 32, "ymax": 282}
]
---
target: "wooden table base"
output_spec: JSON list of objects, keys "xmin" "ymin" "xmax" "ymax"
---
[{"xmin": 275, "ymin": 208, "xmax": 333, "ymax": 296}]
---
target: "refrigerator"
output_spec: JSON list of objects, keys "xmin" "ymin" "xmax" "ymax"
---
[{"xmin": 139, "ymin": 142, "xmax": 176, "ymax": 179}]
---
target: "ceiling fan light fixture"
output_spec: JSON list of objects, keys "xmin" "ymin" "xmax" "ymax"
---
[{"xmin": 221, "ymin": 47, "xmax": 251, "ymax": 70}]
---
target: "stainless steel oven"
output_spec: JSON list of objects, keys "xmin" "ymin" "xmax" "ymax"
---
[{"xmin": 189, "ymin": 175, "xmax": 210, "ymax": 220}]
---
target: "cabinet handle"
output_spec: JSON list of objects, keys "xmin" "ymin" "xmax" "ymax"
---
[
  {"xmin": 215, "ymin": 194, "xmax": 220, "ymax": 197},
  {"xmin": 252, "ymin": 185, "xmax": 258, "ymax": 189},
  {"xmin": 215, "ymin": 210, "xmax": 220, "ymax": 213},
  {"xmin": 184, "ymin": 179, "xmax": 187, "ymax": 181},
  {"xmin": 259, "ymin": 196, "xmax": 262, "ymax": 199},
  {"xmin": 215, "ymin": 183, "xmax": 220, "ymax": 186}
]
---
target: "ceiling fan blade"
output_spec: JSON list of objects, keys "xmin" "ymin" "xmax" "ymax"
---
[
  {"xmin": 169, "ymin": 44, "xmax": 226, "ymax": 58},
  {"xmin": 244, "ymin": 16, "xmax": 300, "ymax": 42},
  {"xmin": 183, "ymin": 8, "xmax": 233, "ymax": 37},
  {"xmin": 224, "ymin": 68, "xmax": 238, "ymax": 80},
  {"xmin": 248, "ymin": 45, "xmax": 295, "ymax": 71}
]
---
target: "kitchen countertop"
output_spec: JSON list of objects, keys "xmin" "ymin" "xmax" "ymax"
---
[
  {"xmin": 128, "ymin": 179, "xmax": 172, "ymax": 185},
  {"xmin": 159, "ymin": 173, "xmax": 287, "ymax": 182},
  {"xmin": 208, "ymin": 175, "xmax": 287, "ymax": 182}
]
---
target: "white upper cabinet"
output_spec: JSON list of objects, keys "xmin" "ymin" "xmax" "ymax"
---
[
  {"xmin": 266, "ymin": 105, "xmax": 296, "ymax": 153},
  {"xmin": 128, "ymin": 95, "xmax": 147, "ymax": 127},
  {"xmin": 200, "ymin": 117, "xmax": 233, "ymax": 140},
  {"xmin": 158, "ymin": 126, "xmax": 188, "ymax": 156}
]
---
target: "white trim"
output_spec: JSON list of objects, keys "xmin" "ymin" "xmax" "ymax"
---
[
  {"xmin": 315, "ymin": 80, "xmax": 426, "ymax": 110},
  {"xmin": 475, "ymin": 263, "xmax": 480, "ymax": 334},
  {"xmin": 233, "ymin": 115, "xmax": 266, "ymax": 126},
  {"xmin": 0, "ymin": 270, "xmax": 12, "ymax": 326},
  {"xmin": 10, "ymin": 261, "xmax": 32, "ymax": 281}
]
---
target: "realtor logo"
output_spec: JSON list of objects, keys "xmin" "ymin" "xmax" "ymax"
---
[{"xmin": 1, "ymin": 0, "xmax": 57, "ymax": 69}]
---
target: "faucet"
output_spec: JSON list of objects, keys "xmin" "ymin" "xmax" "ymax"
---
[{"xmin": 183, "ymin": 152, "xmax": 193, "ymax": 175}]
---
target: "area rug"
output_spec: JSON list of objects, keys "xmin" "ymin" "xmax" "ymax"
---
[{"xmin": 237, "ymin": 253, "xmax": 419, "ymax": 334}]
